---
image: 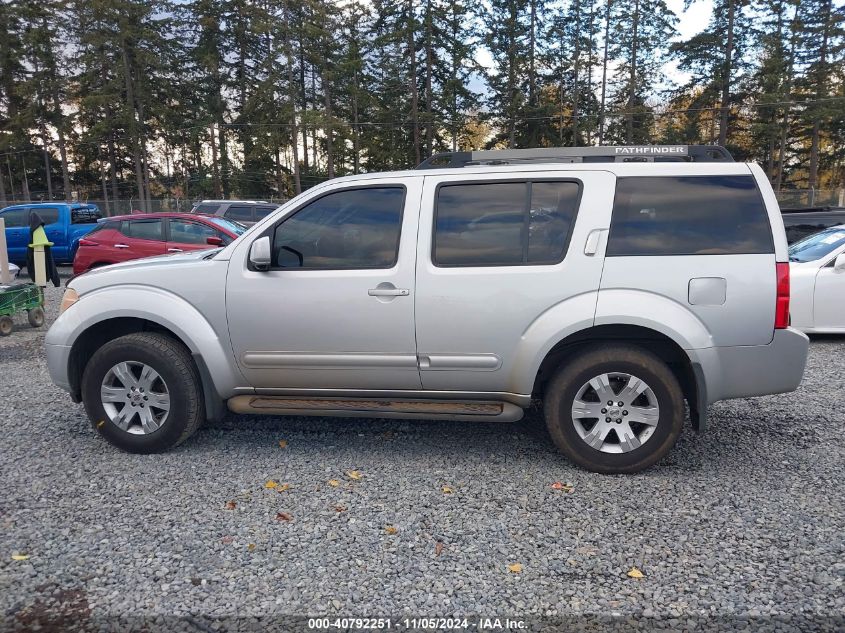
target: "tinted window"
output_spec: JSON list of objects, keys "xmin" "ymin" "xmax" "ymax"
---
[
  {"xmin": 434, "ymin": 181, "xmax": 580, "ymax": 266},
  {"xmin": 255, "ymin": 206, "xmax": 277, "ymax": 220},
  {"xmin": 121, "ymin": 219, "xmax": 163, "ymax": 241},
  {"xmin": 607, "ymin": 176, "xmax": 773, "ymax": 256},
  {"xmin": 71, "ymin": 206, "xmax": 102, "ymax": 224},
  {"xmin": 195, "ymin": 203, "xmax": 221, "ymax": 214},
  {"xmin": 0, "ymin": 209, "xmax": 27, "ymax": 227},
  {"xmin": 224, "ymin": 205, "xmax": 254, "ymax": 222},
  {"xmin": 788, "ymin": 227, "xmax": 845, "ymax": 262},
  {"xmin": 272, "ymin": 187, "xmax": 404, "ymax": 269},
  {"xmin": 32, "ymin": 207, "xmax": 60, "ymax": 225},
  {"xmin": 169, "ymin": 219, "xmax": 218, "ymax": 244}
]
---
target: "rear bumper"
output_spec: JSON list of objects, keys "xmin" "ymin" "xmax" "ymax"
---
[{"xmin": 691, "ymin": 327, "xmax": 809, "ymax": 404}]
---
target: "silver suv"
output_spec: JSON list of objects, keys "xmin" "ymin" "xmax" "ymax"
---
[{"xmin": 46, "ymin": 146, "xmax": 809, "ymax": 473}]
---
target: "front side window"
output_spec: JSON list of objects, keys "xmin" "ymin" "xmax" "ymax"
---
[
  {"xmin": 0, "ymin": 209, "xmax": 27, "ymax": 227},
  {"xmin": 169, "ymin": 219, "xmax": 218, "ymax": 244},
  {"xmin": 607, "ymin": 175, "xmax": 774, "ymax": 256},
  {"xmin": 32, "ymin": 207, "xmax": 60, "ymax": 225},
  {"xmin": 434, "ymin": 180, "xmax": 580, "ymax": 266},
  {"xmin": 272, "ymin": 187, "xmax": 405, "ymax": 269},
  {"xmin": 121, "ymin": 219, "xmax": 164, "ymax": 241}
]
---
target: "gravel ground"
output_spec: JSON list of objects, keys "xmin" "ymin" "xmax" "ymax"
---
[{"xmin": 1, "ymin": 271, "xmax": 843, "ymax": 632}]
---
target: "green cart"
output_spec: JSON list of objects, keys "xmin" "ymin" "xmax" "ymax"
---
[{"xmin": 0, "ymin": 282, "xmax": 45, "ymax": 336}]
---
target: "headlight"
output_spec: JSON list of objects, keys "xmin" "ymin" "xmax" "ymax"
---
[{"xmin": 60, "ymin": 288, "xmax": 79, "ymax": 314}]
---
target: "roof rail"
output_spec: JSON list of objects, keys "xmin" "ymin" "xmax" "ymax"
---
[{"xmin": 416, "ymin": 145, "xmax": 734, "ymax": 169}]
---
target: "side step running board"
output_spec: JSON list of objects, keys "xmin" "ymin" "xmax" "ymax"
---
[{"xmin": 227, "ymin": 395, "xmax": 524, "ymax": 422}]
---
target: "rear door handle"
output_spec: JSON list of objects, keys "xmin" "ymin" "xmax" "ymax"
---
[
  {"xmin": 368, "ymin": 287, "xmax": 409, "ymax": 297},
  {"xmin": 168, "ymin": 248, "xmax": 183, "ymax": 252},
  {"xmin": 114, "ymin": 243, "xmax": 129, "ymax": 249}
]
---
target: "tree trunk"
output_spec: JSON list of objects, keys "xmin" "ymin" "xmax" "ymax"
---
[
  {"xmin": 808, "ymin": 0, "xmax": 831, "ymax": 190},
  {"xmin": 626, "ymin": 0, "xmax": 640, "ymax": 144},
  {"xmin": 424, "ymin": 0, "xmax": 434, "ymax": 158},
  {"xmin": 108, "ymin": 134, "xmax": 120, "ymax": 205},
  {"xmin": 775, "ymin": 0, "xmax": 800, "ymax": 192},
  {"xmin": 121, "ymin": 40, "xmax": 147, "ymax": 212},
  {"xmin": 100, "ymin": 154, "xmax": 111, "ymax": 216},
  {"xmin": 209, "ymin": 124, "xmax": 222, "ymax": 197},
  {"xmin": 285, "ymin": 2, "xmax": 302, "ymax": 194},
  {"xmin": 598, "ymin": 0, "xmax": 612, "ymax": 144},
  {"xmin": 718, "ymin": 0, "xmax": 736, "ymax": 147},
  {"xmin": 42, "ymin": 17, "xmax": 71, "ymax": 199},
  {"xmin": 299, "ymin": 38, "xmax": 309, "ymax": 176},
  {"xmin": 21, "ymin": 157, "xmax": 30, "ymax": 202},
  {"xmin": 572, "ymin": 0, "xmax": 583, "ymax": 146},
  {"xmin": 324, "ymin": 71, "xmax": 334, "ymax": 179},
  {"xmin": 407, "ymin": 0, "xmax": 420, "ymax": 166},
  {"xmin": 40, "ymin": 121, "xmax": 53, "ymax": 200},
  {"xmin": 0, "ymin": 157, "xmax": 6, "ymax": 207}
]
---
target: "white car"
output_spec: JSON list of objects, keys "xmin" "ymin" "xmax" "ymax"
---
[
  {"xmin": 789, "ymin": 224, "xmax": 845, "ymax": 333},
  {"xmin": 2, "ymin": 262, "xmax": 20, "ymax": 281}
]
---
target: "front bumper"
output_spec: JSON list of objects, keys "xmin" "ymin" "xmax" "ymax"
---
[
  {"xmin": 46, "ymin": 342, "xmax": 73, "ymax": 394},
  {"xmin": 690, "ymin": 327, "xmax": 810, "ymax": 404}
]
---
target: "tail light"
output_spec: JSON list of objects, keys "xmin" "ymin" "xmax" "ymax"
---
[
  {"xmin": 78, "ymin": 238, "xmax": 98, "ymax": 246},
  {"xmin": 775, "ymin": 262, "xmax": 790, "ymax": 329}
]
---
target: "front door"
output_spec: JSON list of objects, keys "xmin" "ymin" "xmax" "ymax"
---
[
  {"xmin": 813, "ymin": 248, "xmax": 845, "ymax": 330},
  {"xmin": 226, "ymin": 178, "xmax": 423, "ymax": 391}
]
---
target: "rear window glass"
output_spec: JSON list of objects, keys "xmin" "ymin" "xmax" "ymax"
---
[
  {"xmin": 434, "ymin": 180, "xmax": 580, "ymax": 266},
  {"xmin": 71, "ymin": 206, "xmax": 102, "ymax": 224},
  {"xmin": 121, "ymin": 219, "xmax": 164, "ymax": 241},
  {"xmin": 607, "ymin": 176, "xmax": 774, "ymax": 256},
  {"xmin": 224, "ymin": 206, "xmax": 254, "ymax": 222}
]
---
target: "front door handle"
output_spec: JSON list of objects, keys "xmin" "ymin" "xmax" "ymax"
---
[
  {"xmin": 368, "ymin": 287, "xmax": 409, "ymax": 297},
  {"xmin": 114, "ymin": 243, "xmax": 129, "ymax": 249}
]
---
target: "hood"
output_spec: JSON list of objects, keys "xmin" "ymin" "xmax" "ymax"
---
[{"xmin": 69, "ymin": 248, "xmax": 221, "ymax": 292}]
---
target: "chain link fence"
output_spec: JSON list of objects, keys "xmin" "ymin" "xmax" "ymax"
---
[{"xmin": 776, "ymin": 189, "xmax": 845, "ymax": 209}]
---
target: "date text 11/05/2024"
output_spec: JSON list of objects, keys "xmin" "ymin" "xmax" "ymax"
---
[{"xmin": 307, "ymin": 617, "xmax": 527, "ymax": 630}]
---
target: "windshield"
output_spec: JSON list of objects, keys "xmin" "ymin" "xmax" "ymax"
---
[
  {"xmin": 207, "ymin": 217, "xmax": 247, "ymax": 235},
  {"xmin": 788, "ymin": 226, "xmax": 845, "ymax": 262}
]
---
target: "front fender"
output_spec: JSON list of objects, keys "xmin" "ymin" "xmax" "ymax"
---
[
  {"xmin": 594, "ymin": 289, "xmax": 715, "ymax": 350},
  {"xmin": 45, "ymin": 284, "xmax": 245, "ymax": 398}
]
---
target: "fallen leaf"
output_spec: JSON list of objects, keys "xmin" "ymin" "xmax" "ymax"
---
[
  {"xmin": 96, "ymin": 420, "xmax": 105, "ymax": 429},
  {"xmin": 346, "ymin": 470, "xmax": 363, "ymax": 481},
  {"xmin": 276, "ymin": 483, "xmax": 291, "ymax": 492},
  {"xmin": 278, "ymin": 439, "xmax": 288, "ymax": 449},
  {"xmin": 441, "ymin": 486, "xmax": 453, "ymax": 494},
  {"xmin": 508, "ymin": 563, "xmax": 522, "ymax": 573},
  {"xmin": 551, "ymin": 482, "xmax": 574, "ymax": 493},
  {"xmin": 11, "ymin": 554, "xmax": 29, "ymax": 561},
  {"xmin": 328, "ymin": 479, "xmax": 340, "ymax": 487},
  {"xmin": 334, "ymin": 505, "xmax": 347, "ymax": 513},
  {"xmin": 190, "ymin": 577, "xmax": 202, "ymax": 586},
  {"xmin": 627, "ymin": 567, "xmax": 644, "ymax": 579},
  {"xmin": 275, "ymin": 512, "xmax": 293, "ymax": 522},
  {"xmin": 225, "ymin": 500, "xmax": 237, "ymax": 510},
  {"xmin": 247, "ymin": 543, "xmax": 256, "ymax": 551},
  {"xmin": 221, "ymin": 536, "xmax": 234, "ymax": 544},
  {"xmin": 435, "ymin": 542, "xmax": 444, "ymax": 557},
  {"xmin": 264, "ymin": 480, "xmax": 279, "ymax": 489},
  {"xmin": 385, "ymin": 525, "xmax": 398, "ymax": 535}
]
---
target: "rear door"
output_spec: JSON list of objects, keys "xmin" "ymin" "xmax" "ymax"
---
[
  {"xmin": 414, "ymin": 170, "xmax": 614, "ymax": 393},
  {"xmin": 167, "ymin": 218, "xmax": 221, "ymax": 253}
]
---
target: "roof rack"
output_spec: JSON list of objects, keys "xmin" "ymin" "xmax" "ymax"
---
[{"xmin": 416, "ymin": 145, "xmax": 734, "ymax": 169}]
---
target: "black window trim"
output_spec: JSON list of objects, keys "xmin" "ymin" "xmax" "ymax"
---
[
  {"xmin": 431, "ymin": 177, "xmax": 584, "ymax": 268},
  {"xmin": 256, "ymin": 183, "xmax": 408, "ymax": 272},
  {"xmin": 606, "ymin": 174, "xmax": 775, "ymax": 257}
]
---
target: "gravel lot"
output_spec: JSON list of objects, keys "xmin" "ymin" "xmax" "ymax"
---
[{"xmin": 1, "ymin": 271, "xmax": 843, "ymax": 631}]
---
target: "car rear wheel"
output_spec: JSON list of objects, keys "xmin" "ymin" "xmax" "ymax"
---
[
  {"xmin": 81, "ymin": 332, "xmax": 205, "ymax": 453},
  {"xmin": 544, "ymin": 344, "xmax": 684, "ymax": 474}
]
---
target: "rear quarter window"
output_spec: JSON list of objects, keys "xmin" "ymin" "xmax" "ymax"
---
[{"xmin": 607, "ymin": 175, "xmax": 774, "ymax": 256}]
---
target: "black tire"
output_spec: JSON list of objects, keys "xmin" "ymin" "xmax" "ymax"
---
[
  {"xmin": 544, "ymin": 344, "xmax": 684, "ymax": 474},
  {"xmin": 27, "ymin": 307, "xmax": 44, "ymax": 328},
  {"xmin": 81, "ymin": 332, "xmax": 205, "ymax": 453},
  {"xmin": 0, "ymin": 316, "xmax": 12, "ymax": 336}
]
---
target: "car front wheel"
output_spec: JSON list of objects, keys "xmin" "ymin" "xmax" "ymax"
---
[
  {"xmin": 81, "ymin": 332, "xmax": 205, "ymax": 453},
  {"xmin": 544, "ymin": 344, "xmax": 684, "ymax": 474}
]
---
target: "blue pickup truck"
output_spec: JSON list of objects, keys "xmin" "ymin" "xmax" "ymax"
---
[{"xmin": 0, "ymin": 202, "xmax": 103, "ymax": 264}]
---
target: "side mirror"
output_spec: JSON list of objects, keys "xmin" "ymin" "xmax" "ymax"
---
[
  {"xmin": 206, "ymin": 236, "xmax": 224, "ymax": 246},
  {"xmin": 249, "ymin": 235, "xmax": 272, "ymax": 271},
  {"xmin": 834, "ymin": 253, "xmax": 845, "ymax": 272}
]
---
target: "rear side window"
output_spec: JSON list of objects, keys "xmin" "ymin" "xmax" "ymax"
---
[
  {"xmin": 120, "ymin": 219, "xmax": 164, "ymax": 241},
  {"xmin": 255, "ymin": 206, "xmax": 277, "ymax": 220},
  {"xmin": 224, "ymin": 205, "xmax": 254, "ymax": 222},
  {"xmin": 434, "ymin": 180, "xmax": 580, "ymax": 266},
  {"xmin": 194, "ymin": 203, "xmax": 221, "ymax": 214},
  {"xmin": 607, "ymin": 175, "xmax": 773, "ymax": 256},
  {"xmin": 71, "ymin": 206, "xmax": 102, "ymax": 224}
]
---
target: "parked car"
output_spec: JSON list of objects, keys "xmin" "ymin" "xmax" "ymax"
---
[
  {"xmin": 46, "ymin": 145, "xmax": 808, "ymax": 474},
  {"xmin": 788, "ymin": 224, "xmax": 845, "ymax": 333},
  {"xmin": 190, "ymin": 200, "xmax": 281, "ymax": 226},
  {"xmin": 0, "ymin": 202, "xmax": 102, "ymax": 264},
  {"xmin": 72, "ymin": 213, "xmax": 246, "ymax": 275},
  {"xmin": 1, "ymin": 262, "xmax": 20, "ymax": 281},
  {"xmin": 781, "ymin": 206, "xmax": 845, "ymax": 244}
]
